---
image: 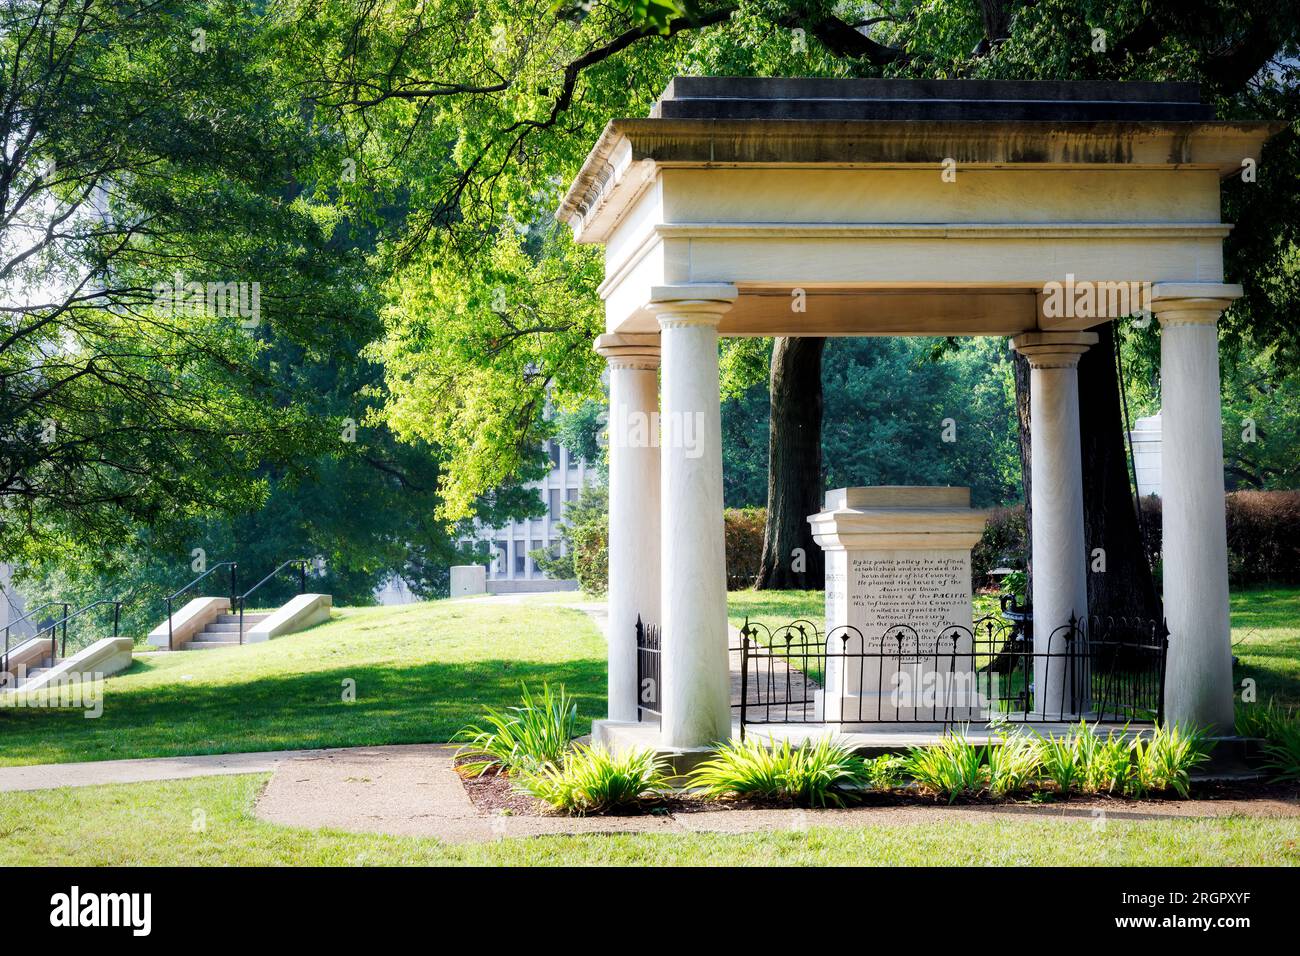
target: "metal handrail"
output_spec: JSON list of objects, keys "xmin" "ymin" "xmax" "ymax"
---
[
  {"xmin": 2, "ymin": 601, "xmax": 68, "ymax": 677},
  {"xmin": 30, "ymin": 600, "xmax": 122, "ymax": 664},
  {"xmin": 165, "ymin": 562, "xmax": 237, "ymax": 651},
  {"xmin": 237, "ymin": 560, "xmax": 308, "ymax": 645}
]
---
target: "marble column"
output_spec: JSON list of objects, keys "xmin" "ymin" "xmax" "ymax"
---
[
  {"xmin": 1011, "ymin": 331, "xmax": 1097, "ymax": 718},
  {"xmin": 1151, "ymin": 282, "xmax": 1241, "ymax": 733},
  {"xmin": 650, "ymin": 285, "xmax": 736, "ymax": 749},
  {"xmin": 594, "ymin": 333, "xmax": 661, "ymax": 723}
]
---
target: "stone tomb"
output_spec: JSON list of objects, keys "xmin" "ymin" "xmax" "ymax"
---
[
  {"xmin": 569, "ymin": 78, "xmax": 1280, "ymax": 747},
  {"xmin": 808, "ymin": 487, "xmax": 986, "ymax": 729}
]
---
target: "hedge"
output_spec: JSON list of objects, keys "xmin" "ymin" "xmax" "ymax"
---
[
  {"xmin": 973, "ymin": 491, "xmax": 1300, "ymax": 589},
  {"xmin": 972, "ymin": 505, "xmax": 1029, "ymax": 588},
  {"xmin": 1140, "ymin": 490, "xmax": 1300, "ymax": 586},
  {"xmin": 724, "ymin": 507, "xmax": 766, "ymax": 588},
  {"xmin": 566, "ymin": 501, "xmax": 769, "ymax": 595}
]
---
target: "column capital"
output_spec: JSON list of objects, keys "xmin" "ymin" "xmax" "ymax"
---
[
  {"xmin": 1010, "ymin": 331, "xmax": 1099, "ymax": 369},
  {"xmin": 647, "ymin": 283, "xmax": 737, "ymax": 330},
  {"xmin": 594, "ymin": 332, "xmax": 660, "ymax": 370},
  {"xmin": 1150, "ymin": 282, "xmax": 1242, "ymax": 328}
]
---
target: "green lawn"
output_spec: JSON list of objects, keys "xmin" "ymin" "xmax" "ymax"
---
[
  {"xmin": 1232, "ymin": 587, "xmax": 1300, "ymax": 707},
  {"xmin": 0, "ymin": 773, "xmax": 1294, "ymax": 866},
  {"xmin": 0, "ymin": 598, "xmax": 605, "ymax": 767},
  {"xmin": 727, "ymin": 588, "xmax": 824, "ymax": 634}
]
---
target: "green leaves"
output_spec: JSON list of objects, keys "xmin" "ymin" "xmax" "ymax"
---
[
  {"xmin": 688, "ymin": 735, "xmax": 869, "ymax": 807},
  {"xmin": 986, "ymin": 730, "xmax": 1046, "ymax": 797},
  {"xmin": 1238, "ymin": 699, "xmax": 1300, "ymax": 781},
  {"xmin": 1129, "ymin": 724, "xmax": 1212, "ymax": 798},
  {"xmin": 1037, "ymin": 727, "xmax": 1084, "ymax": 793},
  {"xmin": 904, "ymin": 722, "xmax": 1214, "ymax": 801},
  {"xmin": 0, "ymin": 1, "xmax": 376, "ymax": 563},
  {"xmin": 516, "ymin": 744, "xmax": 669, "ymax": 814},
  {"xmin": 904, "ymin": 730, "xmax": 987, "ymax": 803},
  {"xmin": 371, "ymin": 226, "xmax": 604, "ymax": 519},
  {"xmin": 454, "ymin": 683, "xmax": 580, "ymax": 777}
]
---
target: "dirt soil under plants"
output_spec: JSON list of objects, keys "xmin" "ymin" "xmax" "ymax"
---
[
  {"xmin": 460, "ymin": 764, "xmax": 1300, "ymax": 818},
  {"xmin": 253, "ymin": 744, "xmax": 1300, "ymax": 844}
]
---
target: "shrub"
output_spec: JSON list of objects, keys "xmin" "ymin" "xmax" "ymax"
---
[
  {"xmin": 1242, "ymin": 700, "xmax": 1300, "ymax": 782},
  {"xmin": 986, "ymin": 730, "xmax": 1044, "ymax": 796},
  {"xmin": 552, "ymin": 497, "xmax": 778, "ymax": 596},
  {"xmin": 689, "ymin": 736, "xmax": 868, "ymax": 807},
  {"xmin": 1236, "ymin": 698, "xmax": 1300, "ymax": 782},
  {"xmin": 972, "ymin": 505, "xmax": 1027, "ymax": 589},
  {"xmin": 1076, "ymin": 723, "xmax": 1132, "ymax": 794},
  {"xmin": 1128, "ymin": 724, "xmax": 1211, "ymax": 798},
  {"xmin": 1037, "ymin": 727, "xmax": 1083, "ymax": 793},
  {"xmin": 1225, "ymin": 491, "xmax": 1300, "ymax": 585},
  {"xmin": 1260, "ymin": 721, "xmax": 1300, "ymax": 782},
  {"xmin": 1235, "ymin": 698, "xmax": 1294, "ymax": 740},
  {"xmin": 532, "ymin": 482, "xmax": 609, "ymax": 594},
  {"xmin": 904, "ymin": 730, "xmax": 986, "ymax": 802},
  {"xmin": 724, "ymin": 507, "xmax": 766, "ymax": 588},
  {"xmin": 515, "ymin": 745, "xmax": 668, "ymax": 815},
  {"xmin": 861, "ymin": 754, "xmax": 908, "ymax": 790},
  {"xmin": 454, "ymin": 683, "xmax": 578, "ymax": 777},
  {"xmin": 1141, "ymin": 491, "xmax": 1300, "ymax": 586}
]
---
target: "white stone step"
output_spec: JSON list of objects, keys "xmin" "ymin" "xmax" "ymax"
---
[
  {"xmin": 184, "ymin": 639, "xmax": 240, "ymax": 650},
  {"xmin": 191, "ymin": 628, "xmax": 239, "ymax": 641}
]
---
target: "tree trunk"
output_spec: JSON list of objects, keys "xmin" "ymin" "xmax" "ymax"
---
[
  {"xmin": 756, "ymin": 337, "xmax": 826, "ymax": 590},
  {"xmin": 1077, "ymin": 322, "xmax": 1163, "ymax": 622}
]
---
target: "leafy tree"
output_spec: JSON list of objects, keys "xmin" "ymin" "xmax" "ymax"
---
[
  {"xmin": 0, "ymin": 1, "xmax": 370, "ymax": 563},
  {"xmin": 4, "ymin": 2, "xmax": 544, "ymax": 625},
  {"xmin": 554, "ymin": 399, "xmax": 608, "ymax": 473},
  {"xmin": 1123, "ymin": 324, "xmax": 1300, "ymax": 491}
]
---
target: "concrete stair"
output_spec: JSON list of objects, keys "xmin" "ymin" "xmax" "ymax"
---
[
  {"xmin": 150, "ymin": 594, "xmax": 332, "ymax": 651},
  {"xmin": 9, "ymin": 655, "xmax": 55, "ymax": 689},
  {"xmin": 2, "ymin": 636, "xmax": 134, "ymax": 693},
  {"xmin": 184, "ymin": 612, "xmax": 270, "ymax": 650}
]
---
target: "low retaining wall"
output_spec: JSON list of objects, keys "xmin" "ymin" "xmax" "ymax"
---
[{"xmin": 244, "ymin": 593, "xmax": 332, "ymax": 643}]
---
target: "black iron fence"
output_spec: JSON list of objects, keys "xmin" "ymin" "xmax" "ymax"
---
[
  {"xmin": 635, "ymin": 615, "xmax": 661, "ymax": 721},
  {"xmin": 733, "ymin": 614, "xmax": 1168, "ymax": 736}
]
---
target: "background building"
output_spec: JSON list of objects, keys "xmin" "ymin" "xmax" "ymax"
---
[
  {"xmin": 0, "ymin": 564, "xmax": 31, "ymax": 637},
  {"xmin": 472, "ymin": 437, "xmax": 591, "ymax": 593},
  {"xmin": 1129, "ymin": 413, "xmax": 1163, "ymax": 498}
]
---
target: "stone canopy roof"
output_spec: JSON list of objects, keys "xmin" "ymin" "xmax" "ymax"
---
[
  {"xmin": 558, "ymin": 77, "xmax": 1282, "ymax": 240},
  {"xmin": 648, "ymin": 77, "xmax": 1215, "ymax": 122}
]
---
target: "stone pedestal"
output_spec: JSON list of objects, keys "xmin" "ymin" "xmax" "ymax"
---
[
  {"xmin": 450, "ymin": 565, "xmax": 486, "ymax": 597},
  {"xmin": 808, "ymin": 487, "xmax": 986, "ymax": 730}
]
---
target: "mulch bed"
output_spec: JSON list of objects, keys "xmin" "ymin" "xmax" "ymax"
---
[{"xmin": 456, "ymin": 758, "xmax": 1300, "ymax": 818}]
